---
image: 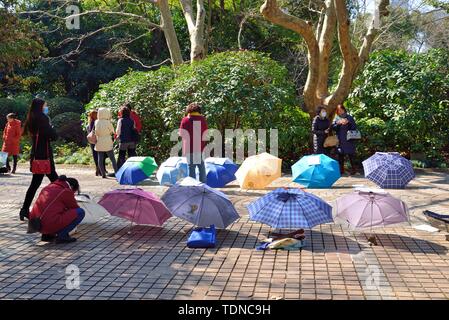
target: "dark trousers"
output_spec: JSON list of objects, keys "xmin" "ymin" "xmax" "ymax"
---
[
  {"xmin": 117, "ymin": 146, "xmax": 137, "ymax": 170},
  {"xmin": 6, "ymin": 155, "xmax": 18, "ymax": 171},
  {"xmin": 187, "ymin": 153, "xmax": 206, "ymax": 183},
  {"xmin": 21, "ymin": 170, "xmax": 59, "ymax": 212},
  {"xmin": 56, "ymin": 208, "xmax": 85, "ymax": 239},
  {"xmin": 90, "ymin": 144, "xmax": 106, "ymax": 169},
  {"xmin": 338, "ymin": 153, "xmax": 356, "ymax": 174},
  {"xmin": 98, "ymin": 150, "xmax": 118, "ymax": 177}
]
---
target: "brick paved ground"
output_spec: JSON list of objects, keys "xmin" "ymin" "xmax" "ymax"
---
[{"xmin": 0, "ymin": 166, "xmax": 448, "ymax": 300}]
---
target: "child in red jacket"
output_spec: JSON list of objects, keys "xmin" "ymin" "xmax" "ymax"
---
[
  {"xmin": 29, "ymin": 175, "xmax": 85, "ymax": 243},
  {"xmin": 2, "ymin": 113, "xmax": 22, "ymax": 173}
]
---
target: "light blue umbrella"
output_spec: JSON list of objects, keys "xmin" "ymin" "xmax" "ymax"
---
[
  {"xmin": 247, "ymin": 188, "xmax": 333, "ymax": 229},
  {"xmin": 205, "ymin": 157, "xmax": 238, "ymax": 188},
  {"xmin": 161, "ymin": 177, "xmax": 240, "ymax": 228},
  {"xmin": 363, "ymin": 152, "xmax": 415, "ymax": 189},
  {"xmin": 156, "ymin": 157, "xmax": 189, "ymax": 186},
  {"xmin": 291, "ymin": 154, "xmax": 340, "ymax": 188}
]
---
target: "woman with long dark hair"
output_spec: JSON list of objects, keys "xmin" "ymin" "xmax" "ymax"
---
[
  {"xmin": 332, "ymin": 104, "xmax": 358, "ymax": 175},
  {"xmin": 20, "ymin": 98, "xmax": 58, "ymax": 221},
  {"xmin": 87, "ymin": 110, "xmax": 106, "ymax": 176},
  {"xmin": 116, "ymin": 105, "xmax": 137, "ymax": 169}
]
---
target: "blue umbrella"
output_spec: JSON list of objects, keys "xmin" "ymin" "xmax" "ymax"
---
[
  {"xmin": 363, "ymin": 152, "xmax": 415, "ymax": 189},
  {"xmin": 161, "ymin": 177, "xmax": 240, "ymax": 228},
  {"xmin": 116, "ymin": 157, "xmax": 158, "ymax": 185},
  {"xmin": 205, "ymin": 157, "xmax": 238, "ymax": 188},
  {"xmin": 156, "ymin": 157, "xmax": 189, "ymax": 186},
  {"xmin": 247, "ymin": 188, "xmax": 333, "ymax": 229},
  {"xmin": 291, "ymin": 154, "xmax": 341, "ymax": 188}
]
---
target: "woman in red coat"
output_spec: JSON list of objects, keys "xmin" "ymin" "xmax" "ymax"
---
[
  {"xmin": 29, "ymin": 175, "xmax": 85, "ymax": 243},
  {"xmin": 2, "ymin": 113, "xmax": 22, "ymax": 173}
]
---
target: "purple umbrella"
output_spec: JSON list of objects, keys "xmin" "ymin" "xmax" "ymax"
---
[
  {"xmin": 99, "ymin": 188, "xmax": 172, "ymax": 226},
  {"xmin": 336, "ymin": 190, "xmax": 409, "ymax": 229}
]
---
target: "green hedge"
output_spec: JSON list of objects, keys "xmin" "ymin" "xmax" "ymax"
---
[
  {"xmin": 86, "ymin": 51, "xmax": 311, "ymax": 167},
  {"xmin": 347, "ymin": 49, "xmax": 449, "ymax": 166}
]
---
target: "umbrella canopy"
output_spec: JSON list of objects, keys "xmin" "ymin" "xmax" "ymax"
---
[
  {"xmin": 247, "ymin": 187, "xmax": 333, "ymax": 229},
  {"xmin": 116, "ymin": 156, "xmax": 158, "ymax": 185},
  {"xmin": 156, "ymin": 157, "xmax": 189, "ymax": 186},
  {"xmin": 362, "ymin": 152, "xmax": 415, "ymax": 189},
  {"xmin": 161, "ymin": 177, "xmax": 239, "ymax": 228},
  {"xmin": 335, "ymin": 190, "xmax": 409, "ymax": 229},
  {"xmin": 291, "ymin": 154, "xmax": 341, "ymax": 188},
  {"xmin": 235, "ymin": 152, "xmax": 282, "ymax": 189},
  {"xmin": 98, "ymin": 188, "xmax": 172, "ymax": 225},
  {"xmin": 205, "ymin": 157, "xmax": 238, "ymax": 188},
  {"xmin": 76, "ymin": 194, "xmax": 109, "ymax": 224}
]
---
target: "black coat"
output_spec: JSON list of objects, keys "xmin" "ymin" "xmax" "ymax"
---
[
  {"xmin": 332, "ymin": 114, "xmax": 357, "ymax": 155},
  {"xmin": 312, "ymin": 116, "xmax": 331, "ymax": 154},
  {"xmin": 30, "ymin": 114, "xmax": 57, "ymax": 171}
]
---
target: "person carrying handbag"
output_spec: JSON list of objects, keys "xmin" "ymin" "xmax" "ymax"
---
[
  {"xmin": 331, "ymin": 104, "xmax": 359, "ymax": 175},
  {"xmin": 19, "ymin": 98, "xmax": 59, "ymax": 221},
  {"xmin": 116, "ymin": 105, "xmax": 138, "ymax": 170},
  {"xmin": 312, "ymin": 105, "xmax": 331, "ymax": 155}
]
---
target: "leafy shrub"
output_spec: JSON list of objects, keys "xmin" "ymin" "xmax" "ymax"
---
[
  {"xmin": 52, "ymin": 112, "xmax": 86, "ymax": 146},
  {"xmin": 47, "ymin": 97, "xmax": 84, "ymax": 118},
  {"xmin": 0, "ymin": 93, "xmax": 32, "ymax": 127},
  {"xmin": 347, "ymin": 49, "xmax": 449, "ymax": 164},
  {"xmin": 86, "ymin": 51, "xmax": 309, "ymax": 164}
]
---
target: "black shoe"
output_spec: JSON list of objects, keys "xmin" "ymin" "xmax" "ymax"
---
[
  {"xmin": 41, "ymin": 234, "xmax": 56, "ymax": 242},
  {"xmin": 19, "ymin": 208, "xmax": 29, "ymax": 221},
  {"xmin": 55, "ymin": 237, "xmax": 77, "ymax": 244},
  {"xmin": 107, "ymin": 173, "xmax": 115, "ymax": 178}
]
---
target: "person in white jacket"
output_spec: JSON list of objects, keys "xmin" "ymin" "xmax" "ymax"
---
[{"xmin": 94, "ymin": 108, "xmax": 118, "ymax": 178}]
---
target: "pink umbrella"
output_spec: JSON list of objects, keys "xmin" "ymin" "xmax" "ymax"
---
[
  {"xmin": 99, "ymin": 188, "xmax": 172, "ymax": 226},
  {"xmin": 335, "ymin": 190, "xmax": 409, "ymax": 245}
]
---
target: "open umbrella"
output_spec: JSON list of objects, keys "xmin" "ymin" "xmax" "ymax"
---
[
  {"xmin": 335, "ymin": 190, "xmax": 409, "ymax": 229},
  {"xmin": 291, "ymin": 154, "xmax": 340, "ymax": 188},
  {"xmin": 76, "ymin": 194, "xmax": 109, "ymax": 224},
  {"xmin": 156, "ymin": 157, "xmax": 189, "ymax": 186},
  {"xmin": 247, "ymin": 187, "xmax": 333, "ymax": 229},
  {"xmin": 99, "ymin": 188, "xmax": 172, "ymax": 226},
  {"xmin": 116, "ymin": 156, "xmax": 158, "ymax": 185},
  {"xmin": 235, "ymin": 152, "xmax": 282, "ymax": 189},
  {"xmin": 205, "ymin": 157, "xmax": 238, "ymax": 188},
  {"xmin": 362, "ymin": 152, "xmax": 415, "ymax": 189},
  {"xmin": 161, "ymin": 177, "xmax": 239, "ymax": 228}
]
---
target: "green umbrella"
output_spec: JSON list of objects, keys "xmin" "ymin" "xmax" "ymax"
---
[{"xmin": 126, "ymin": 157, "xmax": 158, "ymax": 176}]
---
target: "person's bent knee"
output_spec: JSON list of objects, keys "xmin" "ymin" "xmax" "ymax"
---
[{"xmin": 76, "ymin": 208, "xmax": 85, "ymax": 220}]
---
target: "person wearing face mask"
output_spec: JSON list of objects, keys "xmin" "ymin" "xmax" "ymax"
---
[
  {"xmin": 19, "ymin": 98, "xmax": 59, "ymax": 221},
  {"xmin": 332, "ymin": 104, "xmax": 358, "ymax": 175},
  {"xmin": 312, "ymin": 105, "xmax": 331, "ymax": 155},
  {"xmin": 29, "ymin": 175, "xmax": 85, "ymax": 243}
]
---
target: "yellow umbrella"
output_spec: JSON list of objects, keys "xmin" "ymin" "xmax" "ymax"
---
[{"xmin": 235, "ymin": 153, "xmax": 282, "ymax": 189}]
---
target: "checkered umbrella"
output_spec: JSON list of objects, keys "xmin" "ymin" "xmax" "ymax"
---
[
  {"xmin": 362, "ymin": 152, "xmax": 415, "ymax": 189},
  {"xmin": 247, "ymin": 188, "xmax": 333, "ymax": 229}
]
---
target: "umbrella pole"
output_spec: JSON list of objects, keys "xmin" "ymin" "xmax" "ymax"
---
[
  {"xmin": 128, "ymin": 197, "xmax": 140, "ymax": 235},
  {"xmin": 368, "ymin": 194, "xmax": 377, "ymax": 246}
]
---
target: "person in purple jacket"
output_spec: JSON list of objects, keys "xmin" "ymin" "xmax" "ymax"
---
[{"xmin": 332, "ymin": 104, "xmax": 358, "ymax": 175}]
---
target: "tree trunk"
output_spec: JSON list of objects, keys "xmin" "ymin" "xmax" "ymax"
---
[
  {"xmin": 260, "ymin": 0, "xmax": 390, "ymax": 118},
  {"xmin": 158, "ymin": 0, "xmax": 184, "ymax": 65},
  {"xmin": 180, "ymin": 0, "xmax": 207, "ymax": 62}
]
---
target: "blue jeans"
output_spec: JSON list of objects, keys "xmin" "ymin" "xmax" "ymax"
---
[
  {"xmin": 57, "ymin": 208, "xmax": 85, "ymax": 239},
  {"xmin": 186, "ymin": 153, "xmax": 206, "ymax": 183}
]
